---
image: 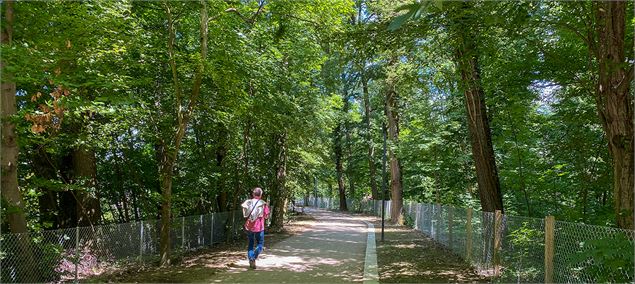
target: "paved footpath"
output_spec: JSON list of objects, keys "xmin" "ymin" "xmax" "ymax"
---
[{"xmin": 212, "ymin": 208, "xmax": 370, "ymax": 283}]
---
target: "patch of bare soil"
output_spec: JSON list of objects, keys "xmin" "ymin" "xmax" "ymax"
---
[
  {"xmin": 85, "ymin": 212, "xmax": 314, "ymax": 283},
  {"xmin": 374, "ymin": 221, "xmax": 488, "ymax": 283}
]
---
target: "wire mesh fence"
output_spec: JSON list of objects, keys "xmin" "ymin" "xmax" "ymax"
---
[
  {"xmin": 306, "ymin": 197, "xmax": 634, "ymax": 283},
  {"xmin": 0, "ymin": 210, "xmax": 245, "ymax": 283}
]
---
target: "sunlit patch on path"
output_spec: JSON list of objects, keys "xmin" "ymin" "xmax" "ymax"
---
[{"xmin": 212, "ymin": 208, "xmax": 369, "ymax": 283}]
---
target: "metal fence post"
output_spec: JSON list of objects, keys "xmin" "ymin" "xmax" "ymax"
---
[
  {"xmin": 415, "ymin": 204, "xmax": 420, "ymax": 230},
  {"xmin": 210, "ymin": 213, "xmax": 214, "ymax": 246},
  {"xmin": 544, "ymin": 215, "xmax": 555, "ymax": 283},
  {"xmin": 75, "ymin": 226, "xmax": 79, "ymax": 283},
  {"xmin": 466, "ymin": 208, "xmax": 473, "ymax": 262},
  {"xmin": 431, "ymin": 204, "xmax": 436, "ymax": 240},
  {"xmin": 448, "ymin": 206, "xmax": 454, "ymax": 251},
  {"xmin": 199, "ymin": 215, "xmax": 203, "ymax": 248},
  {"xmin": 140, "ymin": 220, "xmax": 144, "ymax": 262},
  {"xmin": 181, "ymin": 216, "xmax": 185, "ymax": 251}
]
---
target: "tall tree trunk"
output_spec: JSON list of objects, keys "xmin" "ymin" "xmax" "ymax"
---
[
  {"xmin": 344, "ymin": 95, "xmax": 355, "ymax": 198},
  {"xmin": 1, "ymin": 1, "xmax": 39, "ymax": 281},
  {"xmin": 385, "ymin": 86, "xmax": 403, "ymax": 224},
  {"xmin": 159, "ymin": 156, "xmax": 175, "ymax": 266},
  {"xmin": 58, "ymin": 153, "xmax": 77, "ymax": 228},
  {"xmin": 362, "ymin": 77, "xmax": 379, "ymax": 200},
  {"xmin": 334, "ymin": 123, "xmax": 348, "ymax": 211},
  {"xmin": 454, "ymin": 11, "xmax": 504, "ymax": 213},
  {"xmin": 72, "ymin": 146, "xmax": 102, "ymax": 226},
  {"xmin": 270, "ymin": 133, "xmax": 288, "ymax": 230},
  {"xmin": 159, "ymin": 0, "xmax": 209, "ymax": 266},
  {"xmin": 591, "ymin": 1, "xmax": 633, "ymax": 229},
  {"xmin": 33, "ymin": 147, "xmax": 60, "ymax": 229}
]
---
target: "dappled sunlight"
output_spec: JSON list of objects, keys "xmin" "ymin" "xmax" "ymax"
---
[
  {"xmin": 211, "ymin": 208, "xmax": 367, "ymax": 283},
  {"xmin": 373, "ymin": 217, "xmax": 489, "ymax": 283}
]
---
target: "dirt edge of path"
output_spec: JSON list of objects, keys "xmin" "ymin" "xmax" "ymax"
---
[{"xmin": 371, "ymin": 219, "xmax": 489, "ymax": 283}]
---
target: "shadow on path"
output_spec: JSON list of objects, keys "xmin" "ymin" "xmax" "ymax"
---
[{"xmin": 212, "ymin": 208, "xmax": 368, "ymax": 283}]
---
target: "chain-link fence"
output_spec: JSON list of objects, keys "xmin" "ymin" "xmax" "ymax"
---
[
  {"xmin": 0, "ymin": 210, "xmax": 245, "ymax": 283},
  {"xmin": 306, "ymin": 197, "xmax": 634, "ymax": 283}
]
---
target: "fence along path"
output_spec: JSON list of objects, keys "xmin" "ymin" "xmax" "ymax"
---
[
  {"xmin": 0, "ymin": 210, "xmax": 245, "ymax": 283},
  {"xmin": 308, "ymin": 197, "xmax": 635, "ymax": 283}
]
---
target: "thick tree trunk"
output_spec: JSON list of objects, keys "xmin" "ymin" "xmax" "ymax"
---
[
  {"xmin": 385, "ymin": 87, "xmax": 403, "ymax": 224},
  {"xmin": 454, "ymin": 21, "xmax": 504, "ymax": 213},
  {"xmin": 33, "ymin": 147, "xmax": 60, "ymax": 228},
  {"xmin": 362, "ymin": 78, "xmax": 379, "ymax": 200},
  {"xmin": 592, "ymin": 1, "xmax": 633, "ymax": 229},
  {"xmin": 159, "ymin": 157, "xmax": 175, "ymax": 266},
  {"xmin": 334, "ymin": 123, "xmax": 348, "ymax": 211},
  {"xmin": 72, "ymin": 146, "xmax": 102, "ymax": 226},
  {"xmin": 1, "ymin": 0, "xmax": 26, "ymax": 235},
  {"xmin": 1, "ymin": 2, "xmax": 39, "ymax": 281}
]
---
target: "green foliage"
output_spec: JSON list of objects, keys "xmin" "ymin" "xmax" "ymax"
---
[
  {"xmin": 501, "ymin": 222, "xmax": 544, "ymax": 282},
  {"xmin": 569, "ymin": 233, "xmax": 634, "ymax": 283}
]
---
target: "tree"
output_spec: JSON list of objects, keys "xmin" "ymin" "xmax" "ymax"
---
[
  {"xmin": 1, "ymin": 1, "xmax": 39, "ymax": 281},
  {"xmin": 389, "ymin": 1, "xmax": 504, "ymax": 213},
  {"xmin": 155, "ymin": 0, "xmax": 209, "ymax": 266},
  {"xmin": 450, "ymin": 2, "xmax": 503, "ymax": 213},
  {"xmin": 384, "ymin": 64, "xmax": 404, "ymax": 223},
  {"xmin": 588, "ymin": 1, "xmax": 633, "ymax": 229}
]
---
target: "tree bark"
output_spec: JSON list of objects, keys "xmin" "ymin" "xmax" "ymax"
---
[
  {"xmin": 1, "ymin": 1, "xmax": 39, "ymax": 281},
  {"xmin": 33, "ymin": 147, "xmax": 60, "ymax": 229},
  {"xmin": 362, "ymin": 77, "xmax": 379, "ymax": 200},
  {"xmin": 334, "ymin": 123, "xmax": 348, "ymax": 211},
  {"xmin": 385, "ymin": 86, "xmax": 403, "ymax": 224},
  {"xmin": 269, "ymin": 133, "xmax": 288, "ymax": 230},
  {"xmin": 159, "ymin": 0, "xmax": 209, "ymax": 266},
  {"xmin": 454, "ymin": 13, "xmax": 504, "ymax": 213},
  {"xmin": 344, "ymin": 95, "xmax": 355, "ymax": 198},
  {"xmin": 72, "ymin": 146, "xmax": 102, "ymax": 226},
  {"xmin": 591, "ymin": 1, "xmax": 633, "ymax": 229},
  {"xmin": 158, "ymin": 156, "xmax": 175, "ymax": 266}
]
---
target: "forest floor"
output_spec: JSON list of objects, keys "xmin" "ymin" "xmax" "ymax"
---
[
  {"xmin": 86, "ymin": 208, "xmax": 486, "ymax": 283},
  {"xmin": 372, "ymin": 219, "xmax": 489, "ymax": 283}
]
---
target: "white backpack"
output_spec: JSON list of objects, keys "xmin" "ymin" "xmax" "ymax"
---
[{"xmin": 242, "ymin": 199, "xmax": 264, "ymax": 222}]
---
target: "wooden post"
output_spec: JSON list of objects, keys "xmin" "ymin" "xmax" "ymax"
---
[
  {"xmin": 544, "ymin": 215, "xmax": 555, "ymax": 283},
  {"xmin": 494, "ymin": 210, "xmax": 502, "ymax": 277},
  {"xmin": 448, "ymin": 207, "xmax": 454, "ymax": 250},
  {"xmin": 466, "ymin": 208, "xmax": 473, "ymax": 262}
]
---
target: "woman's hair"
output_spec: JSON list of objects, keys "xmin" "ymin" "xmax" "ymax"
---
[{"xmin": 252, "ymin": 187, "xmax": 263, "ymax": 197}]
